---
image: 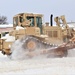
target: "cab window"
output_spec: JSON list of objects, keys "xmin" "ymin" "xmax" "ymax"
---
[
  {"xmin": 19, "ymin": 16, "xmax": 24, "ymax": 23},
  {"xmin": 26, "ymin": 16, "xmax": 34, "ymax": 26},
  {"xmin": 13, "ymin": 17, "xmax": 18, "ymax": 26}
]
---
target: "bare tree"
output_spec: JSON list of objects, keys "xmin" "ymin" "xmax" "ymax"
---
[{"xmin": 0, "ymin": 16, "xmax": 8, "ymax": 24}]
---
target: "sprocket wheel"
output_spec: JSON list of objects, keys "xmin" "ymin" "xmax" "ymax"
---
[{"xmin": 27, "ymin": 40, "xmax": 36, "ymax": 51}]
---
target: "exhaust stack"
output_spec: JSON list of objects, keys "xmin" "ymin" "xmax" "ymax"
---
[{"xmin": 50, "ymin": 14, "xmax": 53, "ymax": 26}]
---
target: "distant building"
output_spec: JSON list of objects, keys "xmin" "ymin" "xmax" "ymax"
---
[
  {"xmin": 0, "ymin": 24, "xmax": 13, "ymax": 38},
  {"xmin": 67, "ymin": 23, "xmax": 75, "ymax": 28}
]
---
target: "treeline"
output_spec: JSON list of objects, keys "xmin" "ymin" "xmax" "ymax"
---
[{"xmin": 0, "ymin": 15, "xmax": 8, "ymax": 24}]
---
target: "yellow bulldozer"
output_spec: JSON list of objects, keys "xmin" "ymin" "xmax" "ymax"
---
[{"xmin": 0, "ymin": 13, "xmax": 75, "ymax": 56}]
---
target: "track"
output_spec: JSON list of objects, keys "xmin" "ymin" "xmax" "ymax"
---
[
  {"xmin": 9, "ymin": 35, "xmax": 71, "ymax": 60},
  {"xmin": 8, "ymin": 35, "xmax": 58, "ymax": 60}
]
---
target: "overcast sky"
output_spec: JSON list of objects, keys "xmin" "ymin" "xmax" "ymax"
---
[{"xmin": 0, "ymin": 0, "xmax": 75, "ymax": 24}]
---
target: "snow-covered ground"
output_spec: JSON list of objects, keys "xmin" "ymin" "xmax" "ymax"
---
[{"xmin": 0, "ymin": 51, "xmax": 75, "ymax": 75}]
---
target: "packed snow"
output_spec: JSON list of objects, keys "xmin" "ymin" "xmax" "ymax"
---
[{"xmin": 0, "ymin": 49, "xmax": 75, "ymax": 75}]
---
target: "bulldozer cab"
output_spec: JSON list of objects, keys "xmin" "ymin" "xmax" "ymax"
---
[{"xmin": 13, "ymin": 13, "xmax": 43, "ymax": 33}]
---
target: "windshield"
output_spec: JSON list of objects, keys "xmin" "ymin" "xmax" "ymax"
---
[{"xmin": 26, "ymin": 16, "xmax": 34, "ymax": 26}]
